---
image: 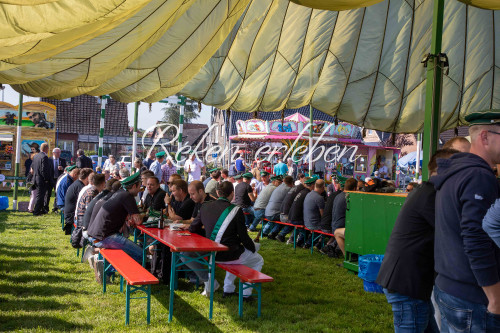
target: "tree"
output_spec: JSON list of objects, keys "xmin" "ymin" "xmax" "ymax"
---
[{"xmin": 161, "ymin": 94, "xmax": 200, "ymax": 126}]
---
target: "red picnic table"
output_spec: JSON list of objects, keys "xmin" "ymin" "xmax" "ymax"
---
[{"xmin": 136, "ymin": 225, "xmax": 228, "ymax": 323}]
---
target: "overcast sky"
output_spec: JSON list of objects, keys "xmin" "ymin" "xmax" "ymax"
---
[{"xmin": 1, "ymin": 85, "xmax": 212, "ymax": 131}]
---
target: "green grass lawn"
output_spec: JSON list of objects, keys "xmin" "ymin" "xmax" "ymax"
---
[{"xmin": 0, "ymin": 192, "xmax": 393, "ymax": 332}]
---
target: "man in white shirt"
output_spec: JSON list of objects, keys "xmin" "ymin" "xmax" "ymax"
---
[
  {"xmin": 184, "ymin": 152, "xmax": 205, "ymax": 183},
  {"xmin": 103, "ymin": 155, "xmax": 119, "ymax": 173},
  {"xmin": 378, "ymin": 161, "xmax": 391, "ymax": 180}
]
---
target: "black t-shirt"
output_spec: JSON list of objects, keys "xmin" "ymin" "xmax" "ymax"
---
[
  {"xmin": 192, "ymin": 194, "xmax": 214, "ymax": 219},
  {"xmin": 82, "ymin": 190, "xmax": 109, "ymax": 229},
  {"xmin": 171, "ymin": 195, "xmax": 195, "ymax": 220},
  {"xmin": 87, "ymin": 189, "xmax": 139, "ymax": 240},
  {"xmin": 144, "ymin": 188, "xmax": 166, "ymax": 211},
  {"xmin": 288, "ymin": 188, "xmax": 310, "ymax": 224},
  {"xmin": 280, "ymin": 184, "xmax": 304, "ymax": 215},
  {"xmin": 64, "ymin": 179, "xmax": 85, "ymax": 225},
  {"xmin": 234, "ymin": 182, "xmax": 252, "ymax": 208},
  {"xmin": 320, "ymin": 189, "xmax": 342, "ymax": 231}
]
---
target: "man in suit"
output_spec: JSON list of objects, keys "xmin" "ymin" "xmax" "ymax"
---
[
  {"xmin": 76, "ymin": 149, "xmax": 93, "ymax": 169},
  {"xmin": 32, "ymin": 142, "xmax": 51, "ymax": 216},
  {"xmin": 48, "ymin": 147, "xmax": 67, "ymax": 212},
  {"xmin": 376, "ymin": 148, "xmax": 459, "ymax": 332}
]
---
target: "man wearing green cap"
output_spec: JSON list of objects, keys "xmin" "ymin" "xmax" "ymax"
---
[
  {"xmin": 149, "ymin": 151, "xmax": 165, "ymax": 181},
  {"xmin": 248, "ymin": 175, "xmax": 282, "ymax": 232},
  {"xmin": 253, "ymin": 170, "xmax": 270, "ymax": 195},
  {"xmin": 432, "ymin": 110, "xmax": 500, "ymax": 331},
  {"xmin": 56, "ymin": 166, "xmax": 80, "ymax": 211},
  {"xmin": 234, "ymin": 173, "xmax": 256, "ymax": 227},
  {"xmin": 87, "ymin": 172, "xmax": 145, "ymax": 283}
]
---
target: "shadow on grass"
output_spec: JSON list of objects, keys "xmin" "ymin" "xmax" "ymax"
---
[
  {"xmin": 0, "ymin": 313, "xmax": 93, "ymax": 331},
  {"xmin": 0, "ymin": 212, "xmax": 6, "ymax": 233},
  {"xmin": 0, "ymin": 284, "xmax": 81, "ymax": 297},
  {"xmin": 0, "ymin": 246, "xmax": 53, "ymax": 258},
  {"xmin": 153, "ymin": 288, "xmax": 223, "ymax": 333},
  {"xmin": 0, "ymin": 296, "xmax": 81, "ymax": 312}
]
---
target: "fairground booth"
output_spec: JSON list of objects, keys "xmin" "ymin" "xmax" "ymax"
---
[
  {"xmin": 0, "ymin": 101, "xmax": 56, "ymax": 191},
  {"xmin": 229, "ymin": 113, "xmax": 400, "ymax": 183}
]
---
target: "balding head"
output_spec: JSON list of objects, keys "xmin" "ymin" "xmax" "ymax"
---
[
  {"xmin": 443, "ymin": 137, "xmax": 470, "ymax": 153},
  {"xmin": 469, "ymin": 124, "xmax": 500, "ymax": 167},
  {"xmin": 315, "ymin": 179, "xmax": 325, "ymax": 194}
]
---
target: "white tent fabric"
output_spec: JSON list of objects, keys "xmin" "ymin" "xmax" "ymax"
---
[
  {"xmin": 397, "ymin": 151, "xmax": 422, "ymax": 168},
  {"xmin": 1, "ymin": 0, "xmax": 499, "ymax": 133}
]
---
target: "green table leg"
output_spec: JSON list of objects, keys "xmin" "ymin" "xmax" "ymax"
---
[
  {"xmin": 168, "ymin": 252, "xmax": 177, "ymax": 323},
  {"xmin": 209, "ymin": 251, "xmax": 216, "ymax": 320}
]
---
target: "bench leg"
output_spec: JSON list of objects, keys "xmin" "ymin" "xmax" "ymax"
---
[
  {"xmin": 238, "ymin": 280, "xmax": 244, "ymax": 318},
  {"xmin": 147, "ymin": 285, "xmax": 151, "ymax": 325},
  {"xmin": 125, "ymin": 284, "xmax": 130, "ymax": 325},
  {"xmin": 310, "ymin": 231, "xmax": 314, "ymax": 255},
  {"xmin": 256, "ymin": 282, "xmax": 262, "ymax": 318},
  {"xmin": 120, "ymin": 276, "xmax": 124, "ymax": 293},
  {"xmin": 76, "ymin": 247, "xmax": 80, "ymax": 258},
  {"xmin": 102, "ymin": 257, "xmax": 107, "ymax": 294},
  {"xmin": 293, "ymin": 227, "xmax": 297, "ymax": 250}
]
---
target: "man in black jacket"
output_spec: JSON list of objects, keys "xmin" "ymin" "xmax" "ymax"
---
[
  {"xmin": 63, "ymin": 168, "xmax": 93, "ymax": 234},
  {"xmin": 48, "ymin": 147, "xmax": 67, "ymax": 212},
  {"xmin": 76, "ymin": 149, "xmax": 93, "ymax": 169},
  {"xmin": 182, "ymin": 181, "xmax": 263, "ymax": 298},
  {"xmin": 32, "ymin": 143, "xmax": 51, "ymax": 216},
  {"xmin": 431, "ymin": 112, "xmax": 500, "ymax": 332},
  {"xmin": 376, "ymin": 149, "xmax": 459, "ymax": 333}
]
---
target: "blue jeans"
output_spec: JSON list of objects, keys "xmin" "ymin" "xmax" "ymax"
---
[
  {"xmin": 434, "ymin": 286, "xmax": 500, "ymax": 333},
  {"xmin": 384, "ymin": 289, "xmax": 439, "ymax": 333},
  {"xmin": 262, "ymin": 214, "xmax": 280, "ymax": 235},
  {"xmin": 94, "ymin": 233, "xmax": 143, "ymax": 264},
  {"xmin": 249, "ymin": 208, "xmax": 265, "ymax": 230},
  {"xmin": 242, "ymin": 206, "xmax": 254, "ymax": 227}
]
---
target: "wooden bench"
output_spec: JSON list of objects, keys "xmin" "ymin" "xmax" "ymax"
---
[
  {"xmin": 99, "ymin": 249, "xmax": 159, "ymax": 325},
  {"xmin": 216, "ymin": 263, "xmax": 273, "ymax": 318},
  {"xmin": 262, "ymin": 218, "xmax": 305, "ymax": 249}
]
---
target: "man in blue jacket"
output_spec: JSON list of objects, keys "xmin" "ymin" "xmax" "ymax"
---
[{"xmin": 432, "ymin": 111, "xmax": 500, "ymax": 332}]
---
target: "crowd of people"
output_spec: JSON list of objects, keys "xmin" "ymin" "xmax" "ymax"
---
[{"xmin": 30, "ymin": 111, "xmax": 500, "ymax": 331}]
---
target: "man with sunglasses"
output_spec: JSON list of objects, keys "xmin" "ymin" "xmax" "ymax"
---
[{"xmin": 432, "ymin": 111, "xmax": 500, "ymax": 332}]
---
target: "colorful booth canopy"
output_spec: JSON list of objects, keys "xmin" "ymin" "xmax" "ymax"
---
[{"xmin": 1, "ymin": 0, "xmax": 499, "ymax": 133}]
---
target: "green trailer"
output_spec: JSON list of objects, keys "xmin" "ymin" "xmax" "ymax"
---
[{"xmin": 342, "ymin": 191, "xmax": 407, "ymax": 273}]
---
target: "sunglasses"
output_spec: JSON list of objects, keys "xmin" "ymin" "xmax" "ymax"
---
[{"xmin": 488, "ymin": 130, "xmax": 500, "ymax": 136}]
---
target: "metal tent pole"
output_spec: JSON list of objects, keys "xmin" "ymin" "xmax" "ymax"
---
[
  {"xmin": 309, "ymin": 105, "xmax": 313, "ymax": 176},
  {"xmin": 98, "ymin": 96, "xmax": 109, "ymax": 169},
  {"xmin": 132, "ymin": 101, "xmax": 139, "ymax": 172},
  {"xmin": 12, "ymin": 93, "xmax": 23, "ymax": 211},
  {"xmin": 228, "ymin": 110, "xmax": 232, "ymax": 168},
  {"xmin": 422, "ymin": 0, "xmax": 445, "ymax": 181}
]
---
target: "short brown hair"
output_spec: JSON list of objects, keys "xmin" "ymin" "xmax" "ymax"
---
[
  {"xmin": 171, "ymin": 179, "xmax": 188, "ymax": 193},
  {"xmin": 428, "ymin": 148, "xmax": 459, "ymax": 175},
  {"xmin": 141, "ymin": 170, "xmax": 154, "ymax": 178},
  {"xmin": 221, "ymin": 169, "xmax": 229, "ymax": 177},
  {"xmin": 283, "ymin": 176, "xmax": 294, "ymax": 186},
  {"xmin": 93, "ymin": 174, "xmax": 106, "ymax": 187},
  {"xmin": 189, "ymin": 180, "xmax": 205, "ymax": 192},
  {"xmin": 79, "ymin": 168, "xmax": 94, "ymax": 181},
  {"xmin": 169, "ymin": 173, "xmax": 182, "ymax": 181},
  {"xmin": 105, "ymin": 178, "xmax": 119, "ymax": 191},
  {"xmin": 217, "ymin": 181, "xmax": 234, "ymax": 198},
  {"xmin": 344, "ymin": 178, "xmax": 357, "ymax": 191},
  {"xmin": 147, "ymin": 176, "xmax": 159, "ymax": 184}
]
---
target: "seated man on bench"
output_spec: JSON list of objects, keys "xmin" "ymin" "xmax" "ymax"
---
[
  {"xmin": 182, "ymin": 181, "xmax": 264, "ymax": 299},
  {"xmin": 87, "ymin": 172, "xmax": 145, "ymax": 283}
]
